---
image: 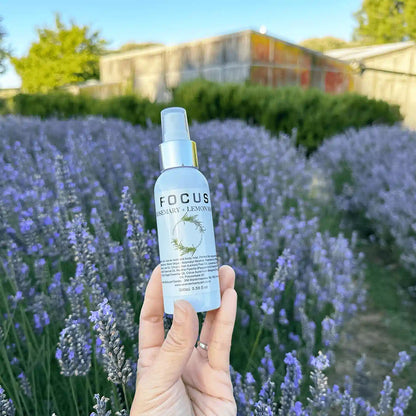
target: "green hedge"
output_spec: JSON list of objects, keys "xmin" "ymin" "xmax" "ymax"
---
[
  {"xmin": 4, "ymin": 79, "xmax": 402, "ymax": 152},
  {"xmin": 172, "ymin": 79, "xmax": 402, "ymax": 151},
  {"xmin": 11, "ymin": 92, "xmax": 164, "ymax": 126}
]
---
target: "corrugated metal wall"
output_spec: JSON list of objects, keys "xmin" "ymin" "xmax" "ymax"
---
[{"xmin": 351, "ymin": 46, "xmax": 416, "ymax": 128}]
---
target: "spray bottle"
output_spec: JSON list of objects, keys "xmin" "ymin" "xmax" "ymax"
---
[{"xmin": 154, "ymin": 107, "xmax": 221, "ymax": 314}]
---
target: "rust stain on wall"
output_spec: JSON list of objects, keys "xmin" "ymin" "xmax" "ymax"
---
[{"xmin": 250, "ymin": 32, "xmax": 353, "ymax": 93}]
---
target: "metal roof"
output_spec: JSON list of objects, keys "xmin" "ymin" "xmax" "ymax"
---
[{"xmin": 325, "ymin": 41, "xmax": 415, "ymax": 61}]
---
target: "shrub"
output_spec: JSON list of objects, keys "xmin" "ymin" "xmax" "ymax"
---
[
  {"xmin": 12, "ymin": 92, "xmax": 164, "ymax": 126},
  {"xmin": 314, "ymin": 125, "xmax": 416, "ymax": 277},
  {"xmin": 10, "ymin": 80, "xmax": 401, "ymax": 152},
  {"xmin": 172, "ymin": 79, "xmax": 402, "ymax": 151},
  {"xmin": 0, "ymin": 116, "xmax": 412, "ymax": 415}
]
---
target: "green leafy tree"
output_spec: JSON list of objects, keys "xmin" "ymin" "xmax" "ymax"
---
[
  {"xmin": 300, "ymin": 36, "xmax": 351, "ymax": 52},
  {"xmin": 353, "ymin": 0, "xmax": 416, "ymax": 44},
  {"xmin": 11, "ymin": 15, "xmax": 107, "ymax": 92}
]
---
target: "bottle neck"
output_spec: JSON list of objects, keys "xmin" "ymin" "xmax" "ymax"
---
[{"xmin": 159, "ymin": 140, "xmax": 199, "ymax": 171}]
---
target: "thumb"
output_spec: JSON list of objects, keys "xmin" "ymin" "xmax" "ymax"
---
[{"xmin": 151, "ymin": 300, "xmax": 198, "ymax": 388}]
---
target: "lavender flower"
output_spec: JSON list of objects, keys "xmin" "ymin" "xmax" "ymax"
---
[
  {"xmin": 254, "ymin": 379, "xmax": 276, "ymax": 416},
  {"xmin": 378, "ymin": 376, "xmax": 393, "ymax": 415},
  {"xmin": 56, "ymin": 315, "xmax": 91, "ymax": 376},
  {"xmin": 0, "ymin": 385, "xmax": 15, "ymax": 416},
  {"xmin": 120, "ymin": 186, "xmax": 155, "ymax": 294},
  {"xmin": 258, "ymin": 345, "xmax": 276, "ymax": 385},
  {"xmin": 307, "ymin": 352, "xmax": 330, "ymax": 414},
  {"xmin": 90, "ymin": 394, "xmax": 111, "ymax": 416},
  {"xmin": 393, "ymin": 387, "xmax": 413, "ymax": 416},
  {"xmin": 17, "ymin": 372, "xmax": 32, "ymax": 398},
  {"xmin": 279, "ymin": 351, "xmax": 303, "ymax": 415},
  {"xmin": 341, "ymin": 391, "xmax": 357, "ymax": 416},
  {"xmin": 392, "ymin": 351, "xmax": 411, "ymax": 376},
  {"xmin": 89, "ymin": 298, "xmax": 132, "ymax": 385}
]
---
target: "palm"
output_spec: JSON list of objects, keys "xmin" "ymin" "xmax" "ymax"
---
[{"xmin": 182, "ymin": 348, "xmax": 236, "ymax": 415}]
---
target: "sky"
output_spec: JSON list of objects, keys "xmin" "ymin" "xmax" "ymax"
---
[{"xmin": 0, "ymin": 0, "xmax": 362, "ymax": 88}]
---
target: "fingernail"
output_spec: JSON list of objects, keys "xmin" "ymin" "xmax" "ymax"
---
[{"xmin": 174, "ymin": 300, "xmax": 187, "ymax": 323}]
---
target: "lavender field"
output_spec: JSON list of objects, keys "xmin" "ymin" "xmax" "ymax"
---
[{"xmin": 0, "ymin": 116, "xmax": 414, "ymax": 415}]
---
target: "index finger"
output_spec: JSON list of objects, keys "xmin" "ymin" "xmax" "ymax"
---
[{"xmin": 138, "ymin": 265, "xmax": 165, "ymax": 355}]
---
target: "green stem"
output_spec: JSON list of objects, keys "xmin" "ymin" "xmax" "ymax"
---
[
  {"xmin": 69, "ymin": 377, "xmax": 80, "ymax": 416},
  {"xmin": 85, "ymin": 378, "xmax": 89, "ymax": 414},
  {"xmin": 245, "ymin": 318, "xmax": 265, "ymax": 373},
  {"xmin": 122, "ymin": 384, "xmax": 130, "ymax": 413},
  {"xmin": 0, "ymin": 348, "xmax": 30, "ymax": 415}
]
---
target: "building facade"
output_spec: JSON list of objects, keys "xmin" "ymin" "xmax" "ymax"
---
[
  {"xmin": 326, "ymin": 41, "xmax": 416, "ymax": 128},
  {"xmin": 80, "ymin": 30, "xmax": 353, "ymax": 101}
]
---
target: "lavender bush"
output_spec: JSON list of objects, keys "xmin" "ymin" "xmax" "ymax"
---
[
  {"xmin": 313, "ymin": 125, "xmax": 416, "ymax": 280},
  {"xmin": 0, "ymin": 116, "xmax": 412, "ymax": 414}
]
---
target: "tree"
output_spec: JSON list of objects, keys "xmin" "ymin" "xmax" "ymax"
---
[
  {"xmin": 353, "ymin": 0, "xmax": 416, "ymax": 44},
  {"xmin": 11, "ymin": 15, "xmax": 107, "ymax": 93},
  {"xmin": 300, "ymin": 37, "xmax": 351, "ymax": 52},
  {"xmin": 0, "ymin": 17, "xmax": 8, "ymax": 74}
]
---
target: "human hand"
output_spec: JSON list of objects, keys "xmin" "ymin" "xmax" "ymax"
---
[{"xmin": 130, "ymin": 264, "xmax": 238, "ymax": 416}]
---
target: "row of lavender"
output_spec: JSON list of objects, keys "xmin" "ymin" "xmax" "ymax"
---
[
  {"xmin": 0, "ymin": 116, "xmax": 412, "ymax": 415},
  {"xmin": 314, "ymin": 125, "xmax": 416, "ymax": 283}
]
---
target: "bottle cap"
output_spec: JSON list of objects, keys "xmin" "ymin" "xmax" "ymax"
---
[
  {"xmin": 161, "ymin": 107, "xmax": 190, "ymax": 141},
  {"xmin": 159, "ymin": 107, "xmax": 198, "ymax": 171}
]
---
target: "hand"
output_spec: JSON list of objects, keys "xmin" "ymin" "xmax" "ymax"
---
[{"xmin": 130, "ymin": 264, "xmax": 238, "ymax": 416}]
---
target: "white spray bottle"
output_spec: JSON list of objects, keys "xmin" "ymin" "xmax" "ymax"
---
[{"xmin": 154, "ymin": 107, "xmax": 221, "ymax": 314}]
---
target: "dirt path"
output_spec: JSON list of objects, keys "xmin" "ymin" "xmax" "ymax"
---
[{"xmin": 330, "ymin": 307, "xmax": 416, "ymax": 409}]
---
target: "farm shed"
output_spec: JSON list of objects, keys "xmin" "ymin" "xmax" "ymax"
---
[
  {"xmin": 77, "ymin": 30, "xmax": 353, "ymax": 101},
  {"xmin": 325, "ymin": 41, "xmax": 416, "ymax": 128}
]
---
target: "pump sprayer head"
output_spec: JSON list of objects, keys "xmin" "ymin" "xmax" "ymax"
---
[
  {"xmin": 161, "ymin": 107, "xmax": 190, "ymax": 141},
  {"xmin": 159, "ymin": 107, "xmax": 198, "ymax": 171}
]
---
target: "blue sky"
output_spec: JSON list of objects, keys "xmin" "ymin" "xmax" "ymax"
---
[{"xmin": 1, "ymin": 0, "xmax": 362, "ymax": 88}]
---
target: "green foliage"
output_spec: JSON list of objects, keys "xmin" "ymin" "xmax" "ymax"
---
[
  {"xmin": 0, "ymin": 98, "xmax": 9, "ymax": 115},
  {"xmin": 299, "ymin": 36, "xmax": 351, "ymax": 52},
  {"xmin": 12, "ymin": 92, "xmax": 164, "ymax": 126},
  {"xmin": 172, "ymin": 79, "xmax": 402, "ymax": 152},
  {"xmin": 9, "ymin": 79, "xmax": 401, "ymax": 151},
  {"xmin": 11, "ymin": 14, "xmax": 107, "ymax": 93},
  {"xmin": 353, "ymin": 0, "xmax": 416, "ymax": 44}
]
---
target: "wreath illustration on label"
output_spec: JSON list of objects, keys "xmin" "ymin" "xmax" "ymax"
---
[{"xmin": 171, "ymin": 213, "xmax": 206, "ymax": 256}]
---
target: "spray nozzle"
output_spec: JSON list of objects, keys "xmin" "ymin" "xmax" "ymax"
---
[{"xmin": 161, "ymin": 107, "xmax": 190, "ymax": 142}]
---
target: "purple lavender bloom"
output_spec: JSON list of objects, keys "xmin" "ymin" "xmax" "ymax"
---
[
  {"xmin": 17, "ymin": 372, "xmax": 32, "ymax": 398},
  {"xmin": 0, "ymin": 384, "xmax": 15, "ymax": 416},
  {"xmin": 307, "ymin": 352, "xmax": 330, "ymax": 414},
  {"xmin": 90, "ymin": 394, "xmax": 111, "ymax": 416},
  {"xmin": 378, "ymin": 376, "xmax": 393, "ymax": 415},
  {"xmin": 393, "ymin": 387, "xmax": 413, "ymax": 416},
  {"xmin": 89, "ymin": 298, "xmax": 132, "ymax": 385},
  {"xmin": 258, "ymin": 345, "xmax": 276, "ymax": 384},
  {"xmin": 254, "ymin": 378, "xmax": 276, "ymax": 416},
  {"xmin": 392, "ymin": 351, "xmax": 411, "ymax": 376},
  {"xmin": 341, "ymin": 391, "xmax": 356, "ymax": 416},
  {"xmin": 279, "ymin": 352, "xmax": 303, "ymax": 415},
  {"xmin": 56, "ymin": 316, "xmax": 91, "ymax": 376}
]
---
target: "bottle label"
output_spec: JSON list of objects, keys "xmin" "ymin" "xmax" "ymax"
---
[{"xmin": 155, "ymin": 188, "xmax": 219, "ymax": 297}]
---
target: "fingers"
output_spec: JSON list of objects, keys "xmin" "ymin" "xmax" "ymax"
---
[
  {"xmin": 150, "ymin": 299, "xmax": 199, "ymax": 389},
  {"xmin": 199, "ymin": 265, "xmax": 235, "ymax": 345},
  {"xmin": 138, "ymin": 265, "xmax": 165, "ymax": 355},
  {"xmin": 208, "ymin": 287, "xmax": 237, "ymax": 373}
]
